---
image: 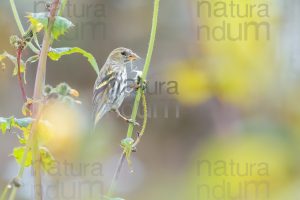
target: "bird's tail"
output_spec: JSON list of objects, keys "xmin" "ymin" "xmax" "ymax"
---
[{"xmin": 90, "ymin": 106, "xmax": 106, "ymax": 134}]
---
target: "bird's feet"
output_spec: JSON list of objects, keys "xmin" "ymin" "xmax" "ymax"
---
[
  {"xmin": 126, "ymin": 118, "xmax": 140, "ymax": 127},
  {"xmin": 113, "ymin": 109, "xmax": 140, "ymax": 126},
  {"xmin": 135, "ymin": 75, "xmax": 147, "ymax": 91}
]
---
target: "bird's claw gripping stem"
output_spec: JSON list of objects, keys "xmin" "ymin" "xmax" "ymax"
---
[
  {"xmin": 126, "ymin": 118, "xmax": 140, "ymax": 127},
  {"xmin": 114, "ymin": 109, "xmax": 140, "ymax": 126},
  {"xmin": 135, "ymin": 75, "xmax": 147, "ymax": 91}
]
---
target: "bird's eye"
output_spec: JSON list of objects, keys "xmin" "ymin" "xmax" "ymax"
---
[{"xmin": 121, "ymin": 51, "xmax": 127, "ymax": 56}]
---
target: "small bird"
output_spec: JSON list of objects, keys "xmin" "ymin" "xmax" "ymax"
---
[{"xmin": 92, "ymin": 47, "xmax": 141, "ymax": 127}]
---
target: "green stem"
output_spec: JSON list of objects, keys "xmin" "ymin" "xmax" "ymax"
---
[
  {"xmin": 139, "ymin": 92, "xmax": 148, "ymax": 136},
  {"xmin": 7, "ymin": 145, "xmax": 30, "ymax": 200},
  {"xmin": 31, "ymin": 1, "xmax": 61, "ymax": 199},
  {"xmin": 9, "ymin": 0, "xmax": 39, "ymax": 54},
  {"xmin": 126, "ymin": 0, "xmax": 160, "ymax": 138},
  {"xmin": 108, "ymin": 0, "xmax": 160, "ymax": 197},
  {"xmin": 0, "ymin": 185, "xmax": 9, "ymax": 200},
  {"xmin": 8, "ymin": 189, "xmax": 16, "ymax": 200},
  {"xmin": 1, "ymin": 133, "xmax": 32, "ymax": 200},
  {"xmin": 58, "ymin": 0, "xmax": 68, "ymax": 16},
  {"xmin": 107, "ymin": 93, "xmax": 148, "ymax": 197},
  {"xmin": 107, "ymin": 152, "xmax": 126, "ymax": 197}
]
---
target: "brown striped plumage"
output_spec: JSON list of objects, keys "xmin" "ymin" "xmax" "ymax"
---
[{"xmin": 92, "ymin": 47, "xmax": 140, "ymax": 127}]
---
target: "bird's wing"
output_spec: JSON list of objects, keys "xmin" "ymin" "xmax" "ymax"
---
[
  {"xmin": 92, "ymin": 64, "xmax": 117, "ymax": 125},
  {"xmin": 93, "ymin": 70, "xmax": 116, "ymax": 101}
]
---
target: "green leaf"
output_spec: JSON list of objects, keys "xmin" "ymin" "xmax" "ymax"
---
[
  {"xmin": 1, "ymin": 123, "xmax": 7, "ymax": 134},
  {"xmin": 17, "ymin": 135, "xmax": 26, "ymax": 145},
  {"xmin": 0, "ymin": 118, "xmax": 7, "ymax": 134},
  {"xmin": 52, "ymin": 16, "xmax": 74, "ymax": 40},
  {"xmin": 7, "ymin": 117, "xmax": 15, "ymax": 131},
  {"xmin": 25, "ymin": 55, "xmax": 39, "ymax": 65},
  {"xmin": 0, "ymin": 117, "xmax": 8, "ymax": 134},
  {"xmin": 0, "ymin": 52, "xmax": 25, "ymax": 77},
  {"xmin": 0, "ymin": 118, "xmax": 6, "ymax": 123},
  {"xmin": 27, "ymin": 12, "xmax": 74, "ymax": 40},
  {"xmin": 0, "ymin": 53, "xmax": 6, "ymax": 60},
  {"xmin": 14, "ymin": 117, "xmax": 34, "ymax": 128},
  {"xmin": 26, "ymin": 12, "xmax": 48, "ymax": 32},
  {"xmin": 48, "ymin": 47, "xmax": 99, "ymax": 74},
  {"xmin": 0, "ymin": 117, "xmax": 34, "ymax": 134},
  {"xmin": 13, "ymin": 146, "xmax": 32, "ymax": 167},
  {"xmin": 39, "ymin": 147, "xmax": 56, "ymax": 173},
  {"xmin": 0, "ymin": 117, "xmax": 15, "ymax": 134}
]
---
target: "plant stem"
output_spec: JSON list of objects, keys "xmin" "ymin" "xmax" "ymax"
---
[
  {"xmin": 31, "ymin": 1, "xmax": 61, "ymax": 199},
  {"xmin": 7, "ymin": 145, "xmax": 30, "ymax": 200},
  {"xmin": 108, "ymin": 0, "xmax": 160, "ymax": 197},
  {"xmin": 1, "ymin": 0, "xmax": 60, "ymax": 199},
  {"xmin": 126, "ymin": 0, "xmax": 160, "ymax": 138},
  {"xmin": 58, "ymin": 0, "xmax": 68, "ymax": 16},
  {"xmin": 4, "ymin": 1, "xmax": 61, "ymax": 199},
  {"xmin": 107, "ymin": 152, "xmax": 126, "ymax": 197},
  {"xmin": 9, "ymin": 0, "xmax": 39, "ymax": 54},
  {"xmin": 0, "ymin": 185, "xmax": 9, "ymax": 200},
  {"xmin": 7, "ymin": 114, "xmax": 44, "ymax": 200},
  {"xmin": 8, "ymin": 189, "xmax": 16, "ymax": 200}
]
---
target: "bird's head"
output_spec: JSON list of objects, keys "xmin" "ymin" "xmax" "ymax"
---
[{"xmin": 107, "ymin": 47, "xmax": 140, "ymax": 64}]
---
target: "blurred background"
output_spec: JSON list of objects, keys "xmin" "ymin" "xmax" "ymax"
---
[{"xmin": 1, "ymin": 0, "xmax": 300, "ymax": 199}]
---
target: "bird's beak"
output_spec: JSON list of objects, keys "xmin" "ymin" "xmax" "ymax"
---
[{"xmin": 128, "ymin": 53, "xmax": 141, "ymax": 61}]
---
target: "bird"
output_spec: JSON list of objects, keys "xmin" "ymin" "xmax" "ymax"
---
[{"xmin": 92, "ymin": 47, "xmax": 141, "ymax": 128}]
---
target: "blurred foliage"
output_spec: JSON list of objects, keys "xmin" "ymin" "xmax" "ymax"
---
[
  {"xmin": 168, "ymin": 0, "xmax": 279, "ymax": 107},
  {"xmin": 185, "ymin": 131, "xmax": 299, "ymax": 200}
]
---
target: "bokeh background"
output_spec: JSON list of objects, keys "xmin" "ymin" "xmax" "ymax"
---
[{"xmin": 1, "ymin": 0, "xmax": 300, "ymax": 199}]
